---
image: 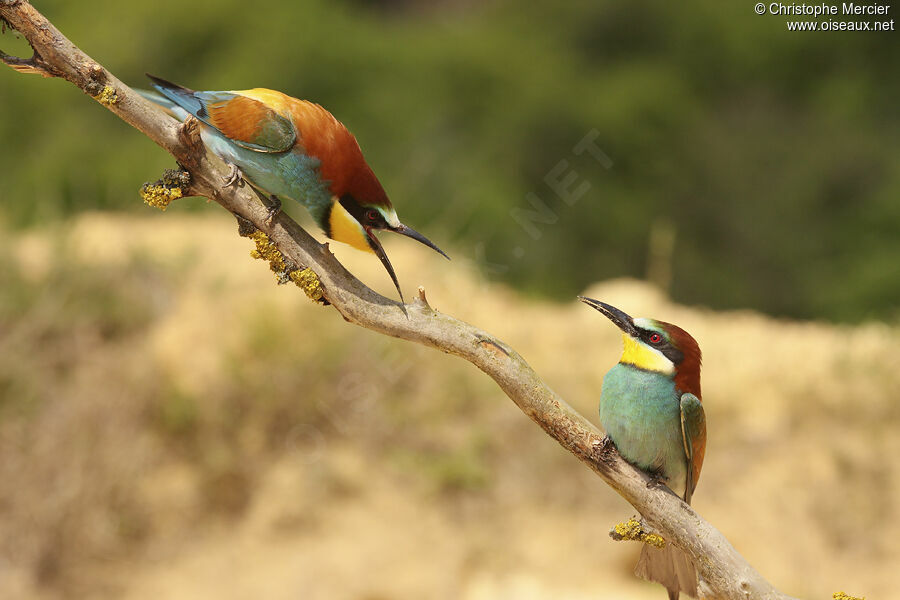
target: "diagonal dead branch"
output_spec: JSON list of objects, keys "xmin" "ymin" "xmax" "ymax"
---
[{"xmin": 0, "ymin": 2, "xmax": 803, "ymax": 599}]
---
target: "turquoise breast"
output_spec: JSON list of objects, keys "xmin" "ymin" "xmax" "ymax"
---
[
  {"xmin": 203, "ymin": 131, "xmax": 334, "ymax": 224},
  {"xmin": 599, "ymin": 363, "xmax": 687, "ymax": 497}
]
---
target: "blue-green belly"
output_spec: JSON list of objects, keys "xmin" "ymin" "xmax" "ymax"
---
[
  {"xmin": 599, "ymin": 364, "xmax": 687, "ymax": 498},
  {"xmin": 203, "ymin": 131, "xmax": 334, "ymax": 225}
]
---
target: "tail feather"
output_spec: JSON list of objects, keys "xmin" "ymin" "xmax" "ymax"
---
[
  {"xmin": 635, "ymin": 543, "xmax": 698, "ymax": 599},
  {"xmin": 144, "ymin": 74, "xmax": 206, "ymax": 122},
  {"xmin": 145, "ymin": 74, "xmax": 196, "ymax": 99},
  {"xmin": 134, "ymin": 87, "xmax": 177, "ymax": 112}
]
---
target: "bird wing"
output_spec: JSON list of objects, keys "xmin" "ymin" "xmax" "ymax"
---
[
  {"xmin": 679, "ymin": 393, "xmax": 706, "ymax": 504},
  {"xmin": 146, "ymin": 75, "xmax": 297, "ymax": 154}
]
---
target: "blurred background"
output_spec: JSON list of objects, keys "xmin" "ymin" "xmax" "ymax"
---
[{"xmin": 1, "ymin": 1, "xmax": 898, "ymax": 599}]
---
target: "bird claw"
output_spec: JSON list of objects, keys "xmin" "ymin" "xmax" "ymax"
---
[
  {"xmin": 645, "ymin": 467, "xmax": 669, "ymax": 490},
  {"xmin": 223, "ymin": 163, "xmax": 245, "ymax": 188},
  {"xmin": 247, "ymin": 186, "xmax": 281, "ymax": 225},
  {"xmin": 264, "ymin": 195, "xmax": 282, "ymax": 226}
]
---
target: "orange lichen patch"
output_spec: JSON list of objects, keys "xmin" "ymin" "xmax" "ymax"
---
[{"xmin": 833, "ymin": 592, "xmax": 865, "ymax": 600}]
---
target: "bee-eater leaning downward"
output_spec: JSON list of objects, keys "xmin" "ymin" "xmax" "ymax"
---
[
  {"xmin": 140, "ymin": 75, "xmax": 449, "ymax": 302},
  {"xmin": 579, "ymin": 297, "xmax": 706, "ymax": 600}
]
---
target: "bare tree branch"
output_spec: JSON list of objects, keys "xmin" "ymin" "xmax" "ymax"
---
[{"xmin": 0, "ymin": 2, "xmax": 800, "ymax": 598}]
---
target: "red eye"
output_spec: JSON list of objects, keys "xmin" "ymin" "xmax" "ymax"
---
[
  {"xmin": 649, "ymin": 333, "xmax": 662, "ymax": 344},
  {"xmin": 366, "ymin": 209, "xmax": 379, "ymax": 222}
]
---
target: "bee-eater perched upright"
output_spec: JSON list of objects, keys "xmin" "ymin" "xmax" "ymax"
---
[
  {"xmin": 579, "ymin": 297, "xmax": 706, "ymax": 600},
  {"xmin": 140, "ymin": 75, "xmax": 449, "ymax": 302}
]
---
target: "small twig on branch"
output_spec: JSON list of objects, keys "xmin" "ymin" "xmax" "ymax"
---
[
  {"xmin": 415, "ymin": 285, "xmax": 431, "ymax": 310},
  {"xmin": 0, "ymin": 3, "xmax": 805, "ymax": 599},
  {"xmin": 0, "ymin": 48, "xmax": 59, "ymax": 77}
]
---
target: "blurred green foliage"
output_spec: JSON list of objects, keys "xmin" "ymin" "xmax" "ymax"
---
[{"xmin": 1, "ymin": 0, "xmax": 897, "ymax": 322}]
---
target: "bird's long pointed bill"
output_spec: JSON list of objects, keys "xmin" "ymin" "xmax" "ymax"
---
[
  {"xmin": 393, "ymin": 224, "xmax": 451, "ymax": 261},
  {"xmin": 577, "ymin": 296, "xmax": 638, "ymax": 337},
  {"xmin": 367, "ymin": 230, "xmax": 405, "ymax": 303}
]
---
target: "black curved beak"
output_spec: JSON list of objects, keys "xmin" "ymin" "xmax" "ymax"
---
[
  {"xmin": 366, "ymin": 228, "xmax": 405, "ymax": 303},
  {"xmin": 391, "ymin": 223, "xmax": 451, "ymax": 261},
  {"xmin": 577, "ymin": 296, "xmax": 638, "ymax": 337},
  {"xmin": 366, "ymin": 224, "xmax": 449, "ymax": 304}
]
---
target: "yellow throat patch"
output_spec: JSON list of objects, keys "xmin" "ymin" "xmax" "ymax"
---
[
  {"xmin": 620, "ymin": 333, "xmax": 674, "ymax": 374},
  {"xmin": 328, "ymin": 199, "xmax": 373, "ymax": 252}
]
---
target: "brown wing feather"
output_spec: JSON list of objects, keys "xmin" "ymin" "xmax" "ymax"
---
[
  {"xmin": 207, "ymin": 95, "xmax": 295, "ymax": 153},
  {"xmin": 689, "ymin": 418, "xmax": 707, "ymax": 501},
  {"xmin": 663, "ymin": 321, "xmax": 705, "ymax": 503},
  {"xmin": 208, "ymin": 96, "xmax": 266, "ymax": 142}
]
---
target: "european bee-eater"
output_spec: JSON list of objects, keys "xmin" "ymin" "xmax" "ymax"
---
[
  {"xmin": 579, "ymin": 297, "xmax": 706, "ymax": 600},
  {"xmin": 140, "ymin": 75, "xmax": 449, "ymax": 301}
]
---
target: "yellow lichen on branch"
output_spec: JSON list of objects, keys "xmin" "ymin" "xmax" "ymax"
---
[
  {"xmin": 94, "ymin": 85, "xmax": 118, "ymax": 105},
  {"xmin": 611, "ymin": 518, "xmax": 666, "ymax": 549},
  {"xmin": 141, "ymin": 169, "xmax": 190, "ymax": 211},
  {"xmin": 290, "ymin": 267, "xmax": 325, "ymax": 302},
  {"xmin": 140, "ymin": 184, "xmax": 181, "ymax": 210},
  {"xmin": 249, "ymin": 231, "xmax": 288, "ymax": 274},
  {"xmin": 249, "ymin": 231, "xmax": 326, "ymax": 303},
  {"xmin": 833, "ymin": 592, "xmax": 865, "ymax": 600}
]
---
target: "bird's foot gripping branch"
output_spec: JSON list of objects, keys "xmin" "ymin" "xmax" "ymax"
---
[{"xmin": 0, "ymin": 2, "xmax": 808, "ymax": 599}]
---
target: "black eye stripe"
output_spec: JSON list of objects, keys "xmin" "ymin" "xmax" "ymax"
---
[
  {"xmin": 340, "ymin": 195, "xmax": 386, "ymax": 227},
  {"xmin": 636, "ymin": 328, "xmax": 684, "ymax": 364}
]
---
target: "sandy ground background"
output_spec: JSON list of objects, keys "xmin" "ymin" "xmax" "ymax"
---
[{"xmin": 0, "ymin": 213, "xmax": 896, "ymax": 599}]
